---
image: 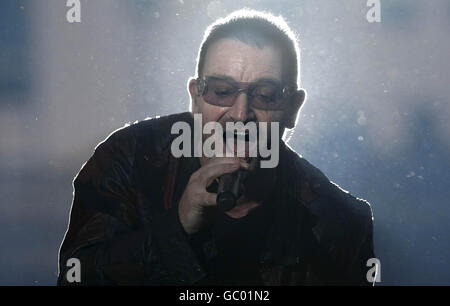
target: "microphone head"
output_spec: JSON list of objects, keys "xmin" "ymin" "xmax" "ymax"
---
[{"xmin": 217, "ymin": 191, "xmax": 237, "ymax": 212}]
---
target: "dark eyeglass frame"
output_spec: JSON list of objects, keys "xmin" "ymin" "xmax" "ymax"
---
[{"xmin": 196, "ymin": 76, "xmax": 297, "ymax": 110}]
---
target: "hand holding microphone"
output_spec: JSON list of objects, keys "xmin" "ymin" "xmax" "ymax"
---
[{"xmin": 178, "ymin": 157, "xmax": 249, "ymax": 236}]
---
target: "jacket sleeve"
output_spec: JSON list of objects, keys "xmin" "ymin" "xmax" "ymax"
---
[
  {"xmin": 339, "ymin": 200, "xmax": 377, "ymax": 286},
  {"xmin": 355, "ymin": 213, "xmax": 376, "ymax": 286},
  {"xmin": 58, "ymin": 127, "xmax": 205, "ymax": 285},
  {"xmin": 305, "ymin": 179, "xmax": 376, "ymax": 285}
]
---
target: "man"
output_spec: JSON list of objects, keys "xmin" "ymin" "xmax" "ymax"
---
[{"xmin": 58, "ymin": 9, "xmax": 375, "ymax": 286}]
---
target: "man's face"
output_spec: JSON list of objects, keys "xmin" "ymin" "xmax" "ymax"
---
[
  {"xmin": 194, "ymin": 38, "xmax": 286, "ymax": 125},
  {"xmin": 189, "ymin": 38, "xmax": 292, "ymax": 163}
]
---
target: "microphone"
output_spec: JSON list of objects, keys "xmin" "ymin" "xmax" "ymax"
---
[{"xmin": 216, "ymin": 170, "xmax": 247, "ymax": 212}]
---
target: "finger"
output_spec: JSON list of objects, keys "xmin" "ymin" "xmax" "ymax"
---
[
  {"xmin": 203, "ymin": 156, "xmax": 242, "ymax": 166},
  {"xmin": 202, "ymin": 157, "xmax": 249, "ymax": 175},
  {"xmin": 204, "ymin": 156, "xmax": 251, "ymax": 167},
  {"xmin": 199, "ymin": 162, "xmax": 241, "ymax": 187},
  {"xmin": 201, "ymin": 192, "xmax": 217, "ymax": 207}
]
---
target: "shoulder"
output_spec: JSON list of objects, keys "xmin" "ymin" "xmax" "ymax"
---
[
  {"xmin": 281, "ymin": 143, "xmax": 373, "ymax": 221},
  {"xmin": 99, "ymin": 112, "xmax": 192, "ymax": 147},
  {"xmin": 280, "ymin": 143, "xmax": 374, "ymax": 252},
  {"xmin": 94, "ymin": 112, "xmax": 193, "ymax": 158},
  {"xmin": 77, "ymin": 112, "xmax": 192, "ymax": 182}
]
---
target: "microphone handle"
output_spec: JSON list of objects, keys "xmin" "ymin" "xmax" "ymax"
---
[{"xmin": 217, "ymin": 170, "xmax": 246, "ymax": 212}]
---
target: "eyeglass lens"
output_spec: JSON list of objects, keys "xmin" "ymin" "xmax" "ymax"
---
[{"xmin": 202, "ymin": 78, "xmax": 285, "ymax": 110}]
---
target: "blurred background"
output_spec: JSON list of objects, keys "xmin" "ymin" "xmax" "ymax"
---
[{"xmin": 0, "ymin": 0, "xmax": 449, "ymax": 285}]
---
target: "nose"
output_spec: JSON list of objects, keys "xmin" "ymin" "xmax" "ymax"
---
[{"xmin": 228, "ymin": 92, "xmax": 254, "ymax": 123}]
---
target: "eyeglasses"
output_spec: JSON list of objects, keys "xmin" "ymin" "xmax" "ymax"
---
[{"xmin": 196, "ymin": 76, "xmax": 296, "ymax": 110}]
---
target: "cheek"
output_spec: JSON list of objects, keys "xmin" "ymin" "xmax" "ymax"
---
[
  {"xmin": 254, "ymin": 110, "xmax": 285, "ymax": 123},
  {"xmin": 199, "ymin": 102, "xmax": 229, "ymax": 124}
]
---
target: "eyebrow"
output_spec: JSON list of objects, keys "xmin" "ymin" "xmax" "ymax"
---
[{"xmin": 208, "ymin": 73, "xmax": 282, "ymax": 85}]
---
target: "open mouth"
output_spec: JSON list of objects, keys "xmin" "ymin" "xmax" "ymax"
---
[
  {"xmin": 223, "ymin": 130, "xmax": 249, "ymax": 141},
  {"xmin": 223, "ymin": 129, "xmax": 256, "ymax": 143},
  {"xmin": 222, "ymin": 128, "xmax": 258, "ymax": 157}
]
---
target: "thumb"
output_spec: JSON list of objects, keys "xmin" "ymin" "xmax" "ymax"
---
[{"xmin": 202, "ymin": 192, "xmax": 217, "ymax": 207}]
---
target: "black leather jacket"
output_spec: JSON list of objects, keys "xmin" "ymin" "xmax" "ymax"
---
[{"xmin": 58, "ymin": 112, "xmax": 375, "ymax": 285}]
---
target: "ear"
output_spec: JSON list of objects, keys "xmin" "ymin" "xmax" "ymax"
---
[
  {"xmin": 188, "ymin": 77, "xmax": 201, "ymax": 113},
  {"xmin": 284, "ymin": 88, "xmax": 306, "ymax": 129}
]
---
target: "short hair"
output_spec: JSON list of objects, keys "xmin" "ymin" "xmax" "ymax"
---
[{"xmin": 196, "ymin": 9, "xmax": 301, "ymax": 86}]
